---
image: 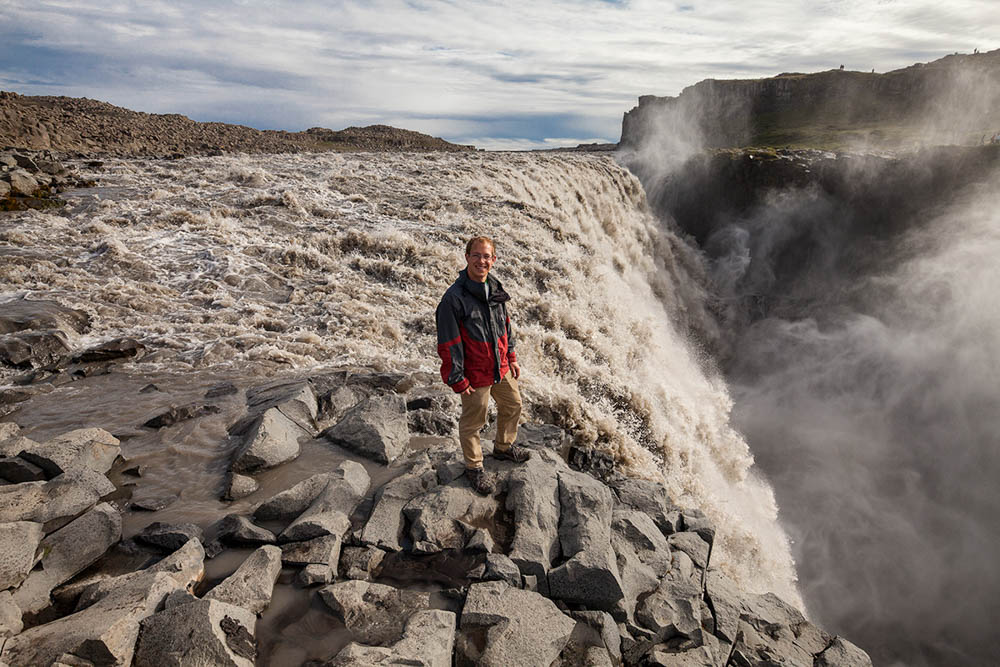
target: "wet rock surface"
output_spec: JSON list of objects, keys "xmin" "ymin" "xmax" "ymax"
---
[{"xmin": 0, "ymin": 366, "xmax": 873, "ymax": 666}]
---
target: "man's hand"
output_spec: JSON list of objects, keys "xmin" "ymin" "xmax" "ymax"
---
[
  {"xmin": 461, "ymin": 385, "xmax": 475, "ymax": 395},
  {"xmin": 510, "ymin": 361, "xmax": 521, "ymax": 379}
]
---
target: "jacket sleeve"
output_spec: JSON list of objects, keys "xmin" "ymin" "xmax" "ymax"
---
[
  {"xmin": 505, "ymin": 303, "xmax": 517, "ymax": 364},
  {"xmin": 436, "ymin": 296, "xmax": 470, "ymax": 393}
]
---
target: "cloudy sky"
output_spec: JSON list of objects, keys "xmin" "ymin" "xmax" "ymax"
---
[{"xmin": 0, "ymin": 0, "xmax": 995, "ymax": 149}]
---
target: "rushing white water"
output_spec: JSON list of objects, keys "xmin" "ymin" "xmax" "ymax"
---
[{"xmin": 0, "ymin": 151, "xmax": 799, "ymax": 603}]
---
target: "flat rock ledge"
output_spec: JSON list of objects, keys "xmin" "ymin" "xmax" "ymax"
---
[{"xmin": 0, "ymin": 367, "xmax": 874, "ymax": 666}]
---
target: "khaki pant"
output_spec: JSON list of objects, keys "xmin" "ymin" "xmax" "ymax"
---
[{"xmin": 459, "ymin": 374, "xmax": 522, "ymax": 470}]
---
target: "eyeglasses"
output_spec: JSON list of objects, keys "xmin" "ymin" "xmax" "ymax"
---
[{"xmin": 469, "ymin": 253, "xmax": 495, "ymax": 261}]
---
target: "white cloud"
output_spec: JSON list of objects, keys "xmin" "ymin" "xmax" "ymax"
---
[{"xmin": 1, "ymin": 0, "xmax": 996, "ymax": 145}]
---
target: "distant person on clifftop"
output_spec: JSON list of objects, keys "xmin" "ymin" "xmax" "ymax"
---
[{"xmin": 435, "ymin": 235, "xmax": 530, "ymax": 495}]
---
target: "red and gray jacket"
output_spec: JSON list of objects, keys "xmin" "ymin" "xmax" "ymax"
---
[{"xmin": 436, "ymin": 269, "xmax": 517, "ymax": 393}]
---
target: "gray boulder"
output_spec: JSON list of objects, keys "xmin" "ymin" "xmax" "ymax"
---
[
  {"xmin": 204, "ymin": 545, "xmax": 282, "ymax": 614},
  {"xmin": 703, "ymin": 569, "xmax": 742, "ymax": 644},
  {"xmin": 505, "ymin": 456, "xmax": 562, "ymax": 593},
  {"xmin": 548, "ymin": 470, "xmax": 624, "ymax": 610},
  {"xmin": 360, "ymin": 453, "xmax": 437, "ymax": 551},
  {"xmin": 231, "ymin": 407, "xmax": 308, "ymax": 474},
  {"xmin": 8, "ymin": 169, "xmax": 39, "ymax": 196},
  {"xmin": 729, "ymin": 591, "xmax": 839, "ymax": 666},
  {"xmin": 403, "ymin": 483, "xmax": 499, "ymax": 554},
  {"xmin": 253, "ymin": 472, "xmax": 340, "ymax": 521},
  {"xmin": 815, "ymin": 637, "xmax": 875, "ymax": 667},
  {"xmin": 0, "ymin": 455, "xmax": 45, "ymax": 482},
  {"xmin": 13, "ymin": 502, "xmax": 122, "ymax": 615},
  {"xmin": 668, "ymin": 531, "xmax": 711, "ymax": 570},
  {"xmin": 635, "ymin": 551, "xmax": 703, "ymax": 641},
  {"xmin": 471, "ymin": 553, "xmax": 522, "ymax": 588},
  {"xmin": 323, "ymin": 393, "xmax": 409, "ymax": 464},
  {"xmin": 1, "ymin": 570, "xmax": 180, "ymax": 666},
  {"xmin": 213, "ymin": 514, "xmax": 276, "ymax": 546},
  {"xmin": 0, "ymin": 520, "xmax": 43, "ymax": 589},
  {"xmin": 133, "ymin": 598, "xmax": 257, "ymax": 667},
  {"xmin": 279, "ymin": 460, "xmax": 369, "ymax": 542},
  {"xmin": 317, "ymin": 580, "xmax": 431, "ymax": 645},
  {"xmin": 568, "ymin": 610, "xmax": 622, "ymax": 664},
  {"xmin": 460, "ymin": 581, "xmax": 576, "ymax": 667},
  {"xmin": 0, "ymin": 468, "xmax": 114, "ymax": 526},
  {"xmin": 327, "ymin": 609, "xmax": 455, "ymax": 667},
  {"xmin": 280, "ymin": 534, "xmax": 342, "ymax": 567},
  {"xmin": 295, "ymin": 563, "xmax": 333, "ymax": 587},
  {"xmin": 611, "ymin": 477, "xmax": 681, "ymax": 535},
  {"xmin": 245, "ymin": 380, "xmax": 318, "ymax": 432},
  {"xmin": 224, "ymin": 473, "xmax": 259, "ymax": 501},
  {"xmin": 136, "ymin": 521, "xmax": 204, "ymax": 552}
]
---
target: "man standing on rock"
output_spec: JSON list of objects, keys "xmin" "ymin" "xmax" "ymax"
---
[{"xmin": 436, "ymin": 236, "xmax": 531, "ymax": 495}]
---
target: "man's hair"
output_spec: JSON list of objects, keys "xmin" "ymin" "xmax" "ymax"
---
[{"xmin": 465, "ymin": 236, "xmax": 495, "ymax": 255}]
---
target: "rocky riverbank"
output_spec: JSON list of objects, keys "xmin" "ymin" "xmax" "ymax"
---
[
  {"xmin": 1, "ymin": 91, "xmax": 474, "ymax": 157},
  {"xmin": 0, "ymin": 298, "xmax": 873, "ymax": 666}
]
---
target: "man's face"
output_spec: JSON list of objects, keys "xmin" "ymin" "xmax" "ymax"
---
[{"xmin": 465, "ymin": 241, "xmax": 496, "ymax": 283}]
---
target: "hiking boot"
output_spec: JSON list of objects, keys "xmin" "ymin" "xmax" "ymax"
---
[
  {"xmin": 493, "ymin": 444, "xmax": 531, "ymax": 464},
  {"xmin": 466, "ymin": 467, "xmax": 495, "ymax": 495}
]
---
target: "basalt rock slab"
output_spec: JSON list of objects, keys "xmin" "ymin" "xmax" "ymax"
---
[
  {"xmin": 325, "ymin": 609, "xmax": 455, "ymax": 667},
  {"xmin": 279, "ymin": 460, "xmax": 369, "ymax": 542},
  {"xmin": 471, "ymin": 553, "xmax": 522, "ymax": 589},
  {"xmin": 611, "ymin": 476, "xmax": 681, "ymax": 535},
  {"xmin": 568, "ymin": 610, "xmax": 622, "ymax": 665},
  {"xmin": 460, "ymin": 580, "xmax": 577, "ymax": 667},
  {"xmin": 338, "ymin": 545, "xmax": 385, "ymax": 582},
  {"xmin": 136, "ymin": 521, "xmax": 204, "ymax": 552},
  {"xmin": 253, "ymin": 472, "xmax": 339, "ymax": 521},
  {"xmin": 548, "ymin": 469, "xmax": 624, "ymax": 610},
  {"xmin": 317, "ymin": 580, "xmax": 431, "ymax": 646},
  {"xmin": 2, "ymin": 570, "xmax": 180, "ymax": 667},
  {"xmin": 213, "ymin": 514, "xmax": 276, "ymax": 546},
  {"xmin": 16, "ymin": 427, "xmax": 120, "ymax": 478},
  {"xmin": 280, "ymin": 534, "xmax": 342, "ymax": 568},
  {"xmin": 72, "ymin": 337, "xmax": 146, "ymax": 364},
  {"xmin": 75, "ymin": 538, "xmax": 205, "ymax": 611},
  {"xmin": 322, "ymin": 393, "xmax": 409, "ymax": 464},
  {"xmin": 245, "ymin": 380, "xmax": 318, "ymax": 433},
  {"xmin": 0, "ymin": 329, "xmax": 72, "ymax": 368},
  {"xmin": 0, "ymin": 455, "xmax": 45, "ymax": 482},
  {"xmin": 611, "ymin": 509, "xmax": 672, "ymax": 621},
  {"xmin": 204, "ymin": 545, "xmax": 282, "ymax": 615},
  {"xmin": 0, "ymin": 468, "xmax": 115, "ymax": 529},
  {"xmin": 635, "ymin": 551, "xmax": 703, "ymax": 642},
  {"xmin": 0, "ymin": 520, "xmax": 44, "ymax": 589},
  {"xmin": 0, "ymin": 298, "xmax": 89, "ymax": 338},
  {"xmin": 505, "ymin": 455, "xmax": 562, "ymax": 594},
  {"xmin": 133, "ymin": 598, "xmax": 257, "ymax": 667},
  {"xmin": 667, "ymin": 531, "xmax": 711, "ymax": 570},
  {"xmin": 224, "ymin": 473, "xmax": 259, "ymax": 501},
  {"xmin": 729, "ymin": 591, "xmax": 839, "ymax": 666},
  {"xmin": 230, "ymin": 407, "xmax": 308, "ymax": 474},
  {"xmin": 13, "ymin": 502, "xmax": 122, "ymax": 615},
  {"xmin": 403, "ymin": 483, "xmax": 499, "ymax": 554},
  {"xmin": 144, "ymin": 403, "xmax": 220, "ymax": 429},
  {"xmin": 360, "ymin": 453, "xmax": 437, "ymax": 551},
  {"xmin": 815, "ymin": 637, "xmax": 874, "ymax": 667}
]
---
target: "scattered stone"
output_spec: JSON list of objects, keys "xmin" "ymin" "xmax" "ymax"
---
[
  {"xmin": 245, "ymin": 380, "xmax": 318, "ymax": 432},
  {"xmin": 474, "ymin": 553, "xmax": 522, "ymax": 588},
  {"xmin": 322, "ymin": 393, "xmax": 409, "ymax": 464},
  {"xmin": 12, "ymin": 502, "xmax": 122, "ymax": 615},
  {"xmin": 133, "ymin": 598, "xmax": 257, "ymax": 667},
  {"xmin": 2, "ymin": 571, "xmax": 180, "ymax": 666},
  {"xmin": 0, "ymin": 520, "xmax": 44, "ymax": 589},
  {"xmin": 0, "ymin": 468, "xmax": 114, "ymax": 526},
  {"xmin": 213, "ymin": 514, "xmax": 276, "ymax": 546},
  {"xmin": 279, "ymin": 460, "xmax": 369, "ymax": 542},
  {"xmin": 568, "ymin": 610, "xmax": 622, "ymax": 664},
  {"xmin": 143, "ymin": 403, "xmax": 220, "ymax": 428},
  {"xmin": 317, "ymin": 580, "xmax": 431, "ymax": 645},
  {"xmin": 130, "ymin": 494, "xmax": 177, "ymax": 512},
  {"xmin": 139, "ymin": 383, "xmax": 160, "ymax": 394},
  {"xmin": 224, "ymin": 473, "xmax": 259, "ymax": 501},
  {"xmin": 16, "ymin": 427, "xmax": 120, "ymax": 477},
  {"xmin": 466, "ymin": 527, "xmax": 495, "ymax": 553},
  {"xmin": 204, "ymin": 545, "xmax": 282, "ymax": 614},
  {"xmin": 8, "ymin": 169, "xmax": 39, "ymax": 196},
  {"xmin": 136, "ymin": 521, "xmax": 204, "ymax": 552},
  {"xmin": 460, "ymin": 581, "xmax": 576, "ymax": 667},
  {"xmin": 295, "ymin": 563, "xmax": 333, "ymax": 587},
  {"xmin": 360, "ymin": 453, "xmax": 437, "ymax": 551},
  {"xmin": 338, "ymin": 545, "xmax": 385, "ymax": 581},
  {"xmin": 230, "ymin": 407, "xmax": 308, "ymax": 474},
  {"xmin": 327, "ymin": 609, "xmax": 455, "ymax": 667},
  {"xmin": 253, "ymin": 472, "xmax": 338, "ymax": 521}
]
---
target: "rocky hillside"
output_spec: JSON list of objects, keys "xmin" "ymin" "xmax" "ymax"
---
[
  {"xmin": 0, "ymin": 91, "xmax": 474, "ymax": 156},
  {"xmin": 621, "ymin": 49, "xmax": 1000, "ymax": 150}
]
